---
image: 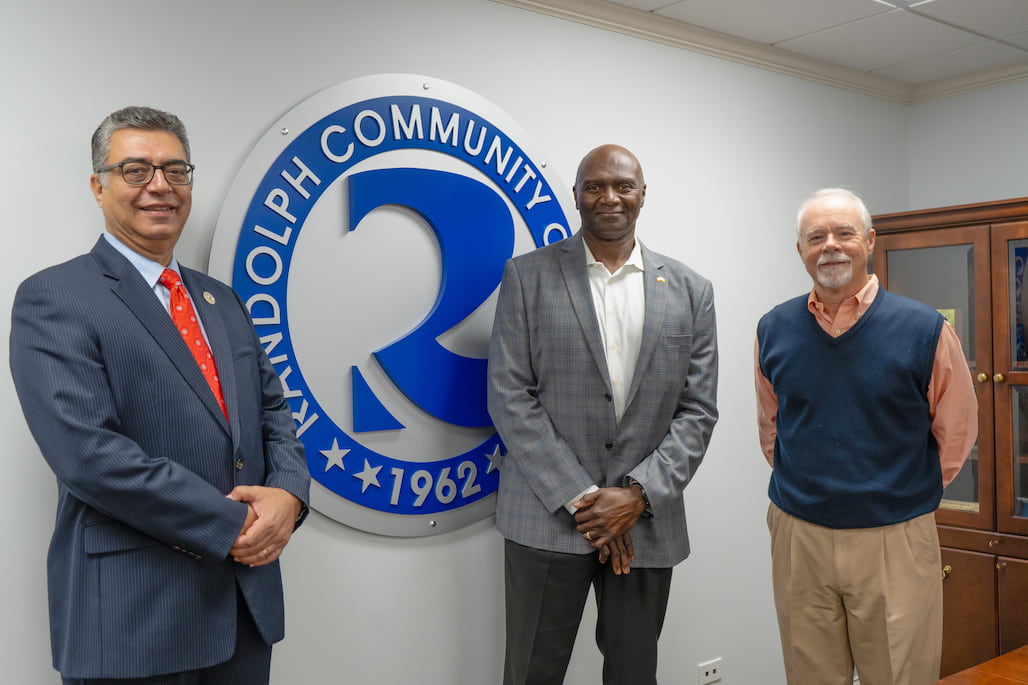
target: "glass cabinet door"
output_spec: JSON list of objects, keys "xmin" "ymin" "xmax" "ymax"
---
[
  {"xmin": 992, "ymin": 222, "xmax": 1028, "ymax": 535},
  {"xmin": 874, "ymin": 225, "xmax": 993, "ymax": 530}
]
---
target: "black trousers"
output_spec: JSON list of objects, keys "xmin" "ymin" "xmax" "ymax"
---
[
  {"xmin": 503, "ymin": 539, "xmax": 673, "ymax": 685},
  {"xmin": 62, "ymin": 589, "xmax": 272, "ymax": 685}
]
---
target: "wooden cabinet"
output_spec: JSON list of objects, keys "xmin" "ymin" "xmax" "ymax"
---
[
  {"xmin": 935, "ymin": 528, "xmax": 1028, "ymax": 674},
  {"xmin": 939, "ymin": 546, "xmax": 996, "ymax": 676},
  {"xmin": 999, "ymin": 555, "xmax": 1028, "ymax": 655},
  {"xmin": 873, "ymin": 198, "xmax": 1028, "ymax": 677}
]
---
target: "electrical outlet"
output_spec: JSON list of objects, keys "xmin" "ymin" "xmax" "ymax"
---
[{"xmin": 698, "ymin": 657, "xmax": 722, "ymax": 684}]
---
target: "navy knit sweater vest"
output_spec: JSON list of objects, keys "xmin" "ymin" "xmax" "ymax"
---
[{"xmin": 757, "ymin": 288, "xmax": 945, "ymax": 528}]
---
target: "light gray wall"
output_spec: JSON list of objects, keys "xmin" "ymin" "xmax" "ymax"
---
[
  {"xmin": 908, "ymin": 79, "xmax": 1028, "ymax": 210},
  {"xmin": 2, "ymin": 0, "xmax": 1014, "ymax": 683}
]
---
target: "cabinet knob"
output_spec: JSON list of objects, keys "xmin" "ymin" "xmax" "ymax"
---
[
  {"xmin": 977, "ymin": 373, "xmax": 989, "ymax": 383},
  {"xmin": 942, "ymin": 564, "xmax": 952, "ymax": 579},
  {"xmin": 997, "ymin": 562, "xmax": 1008, "ymax": 570},
  {"xmin": 988, "ymin": 540, "xmax": 1000, "ymax": 548},
  {"xmin": 994, "ymin": 373, "xmax": 1006, "ymax": 383}
]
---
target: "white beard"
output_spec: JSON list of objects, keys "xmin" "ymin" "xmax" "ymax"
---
[{"xmin": 816, "ymin": 258, "xmax": 852, "ymax": 289}]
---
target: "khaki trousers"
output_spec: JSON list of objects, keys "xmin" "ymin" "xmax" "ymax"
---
[{"xmin": 767, "ymin": 503, "xmax": 942, "ymax": 685}]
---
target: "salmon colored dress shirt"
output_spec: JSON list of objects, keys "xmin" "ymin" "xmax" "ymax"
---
[{"xmin": 755, "ymin": 275, "xmax": 978, "ymax": 487}]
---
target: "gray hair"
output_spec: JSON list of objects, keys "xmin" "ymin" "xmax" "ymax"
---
[
  {"xmin": 91, "ymin": 106, "xmax": 190, "ymax": 176},
  {"xmin": 796, "ymin": 187, "xmax": 873, "ymax": 238}
]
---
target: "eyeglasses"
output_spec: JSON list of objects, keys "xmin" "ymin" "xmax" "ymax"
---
[{"xmin": 97, "ymin": 161, "xmax": 195, "ymax": 186}]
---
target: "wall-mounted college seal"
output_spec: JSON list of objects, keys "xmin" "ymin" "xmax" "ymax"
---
[{"xmin": 210, "ymin": 74, "xmax": 572, "ymax": 536}]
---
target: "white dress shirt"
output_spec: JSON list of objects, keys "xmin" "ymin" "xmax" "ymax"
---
[{"xmin": 564, "ymin": 239, "xmax": 646, "ymax": 513}]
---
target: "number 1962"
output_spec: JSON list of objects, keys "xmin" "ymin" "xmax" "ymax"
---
[{"xmin": 389, "ymin": 462, "xmax": 482, "ymax": 507}]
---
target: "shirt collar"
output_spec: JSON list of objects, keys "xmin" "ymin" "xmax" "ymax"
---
[
  {"xmin": 584, "ymin": 238, "xmax": 645, "ymax": 274},
  {"xmin": 103, "ymin": 232, "xmax": 181, "ymax": 288},
  {"xmin": 807, "ymin": 274, "xmax": 879, "ymax": 314}
]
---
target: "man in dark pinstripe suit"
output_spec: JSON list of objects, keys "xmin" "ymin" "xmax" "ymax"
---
[
  {"xmin": 488, "ymin": 145, "xmax": 719, "ymax": 684},
  {"xmin": 10, "ymin": 106, "xmax": 310, "ymax": 684}
]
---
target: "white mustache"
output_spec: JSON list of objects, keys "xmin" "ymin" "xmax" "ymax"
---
[{"xmin": 818, "ymin": 255, "xmax": 851, "ymax": 266}]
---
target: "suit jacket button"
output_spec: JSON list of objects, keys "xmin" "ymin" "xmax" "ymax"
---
[
  {"xmin": 604, "ymin": 393, "xmax": 612, "ymax": 401},
  {"xmin": 605, "ymin": 442, "xmax": 613, "ymax": 450},
  {"xmin": 235, "ymin": 458, "xmax": 245, "ymax": 471}
]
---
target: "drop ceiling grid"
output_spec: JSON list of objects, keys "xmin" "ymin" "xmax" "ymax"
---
[
  {"xmin": 608, "ymin": 0, "xmax": 1028, "ymax": 83},
  {"xmin": 494, "ymin": 0, "xmax": 1028, "ymax": 101}
]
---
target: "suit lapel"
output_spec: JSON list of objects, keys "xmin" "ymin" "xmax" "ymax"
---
[
  {"xmin": 181, "ymin": 270, "xmax": 237, "ymax": 439},
  {"xmin": 625, "ymin": 244, "xmax": 666, "ymax": 410},
  {"xmin": 92, "ymin": 239, "xmax": 231, "ymax": 435},
  {"xmin": 558, "ymin": 234, "xmax": 612, "ymax": 391}
]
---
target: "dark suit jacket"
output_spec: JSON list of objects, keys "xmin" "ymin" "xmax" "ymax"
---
[
  {"xmin": 9, "ymin": 237, "xmax": 310, "ymax": 679},
  {"xmin": 487, "ymin": 233, "xmax": 718, "ymax": 567}
]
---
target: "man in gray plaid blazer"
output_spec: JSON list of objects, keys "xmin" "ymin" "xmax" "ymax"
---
[{"xmin": 488, "ymin": 144, "xmax": 719, "ymax": 685}]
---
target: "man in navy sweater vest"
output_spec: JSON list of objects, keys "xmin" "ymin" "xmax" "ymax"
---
[{"xmin": 755, "ymin": 188, "xmax": 977, "ymax": 685}]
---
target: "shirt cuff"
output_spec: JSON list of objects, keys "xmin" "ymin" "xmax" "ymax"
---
[{"xmin": 564, "ymin": 484, "xmax": 599, "ymax": 514}]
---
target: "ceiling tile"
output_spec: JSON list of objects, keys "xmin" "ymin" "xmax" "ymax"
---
[
  {"xmin": 912, "ymin": 0, "xmax": 1028, "ymax": 40},
  {"xmin": 874, "ymin": 40, "xmax": 1028, "ymax": 83},
  {"xmin": 1006, "ymin": 31, "xmax": 1028, "ymax": 50},
  {"xmin": 608, "ymin": 0, "xmax": 675, "ymax": 11},
  {"xmin": 654, "ymin": 0, "xmax": 891, "ymax": 45},
  {"xmin": 775, "ymin": 8, "xmax": 983, "ymax": 71},
  {"xmin": 543, "ymin": 0, "xmax": 1028, "ymax": 91}
]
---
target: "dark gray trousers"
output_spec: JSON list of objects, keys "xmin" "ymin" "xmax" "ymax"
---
[{"xmin": 503, "ymin": 539, "xmax": 673, "ymax": 685}]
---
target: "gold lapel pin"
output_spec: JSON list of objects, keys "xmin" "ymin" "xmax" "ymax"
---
[
  {"xmin": 656, "ymin": 276, "xmax": 666, "ymax": 283},
  {"xmin": 203, "ymin": 292, "xmax": 216, "ymax": 304}
]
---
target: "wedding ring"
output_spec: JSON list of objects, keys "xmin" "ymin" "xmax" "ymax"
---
[
  {"xmin": 261, "ymin": 548, "xmax": 270, "ymax": 557},
  {"xmin": 584, "ymin": 531, "xmax": 592, "ymax": 541}
]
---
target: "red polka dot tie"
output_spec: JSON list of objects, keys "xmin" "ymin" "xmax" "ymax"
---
[{"xmin": 159, "ymin": 269, "xmax": 228, "ymax": 421}]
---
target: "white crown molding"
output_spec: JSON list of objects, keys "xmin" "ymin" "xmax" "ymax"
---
[
  {"xmin": 908, "ymin": 61, "xmax": 1028, "ymax": 104},
  {"xmin": 491, "ymin": 0, "xmax": 1028, "ymax": 105}
]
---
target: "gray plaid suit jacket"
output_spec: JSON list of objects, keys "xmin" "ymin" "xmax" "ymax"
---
[
  {"xmin": 487, "ymin": 232, "xmax": 718, "ymax": 567},
  {"xmin": 10, "ymin": 237, "xmax": 310, "ymax": 679}
]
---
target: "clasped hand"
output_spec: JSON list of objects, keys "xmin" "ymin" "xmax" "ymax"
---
[
  {"xmin": 227, "ymin": 485, "xmax": 302, "ymax": 567},
  {"xmin": 573, "ymin": 486, "xmax": 647, "ymax": 576}
]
